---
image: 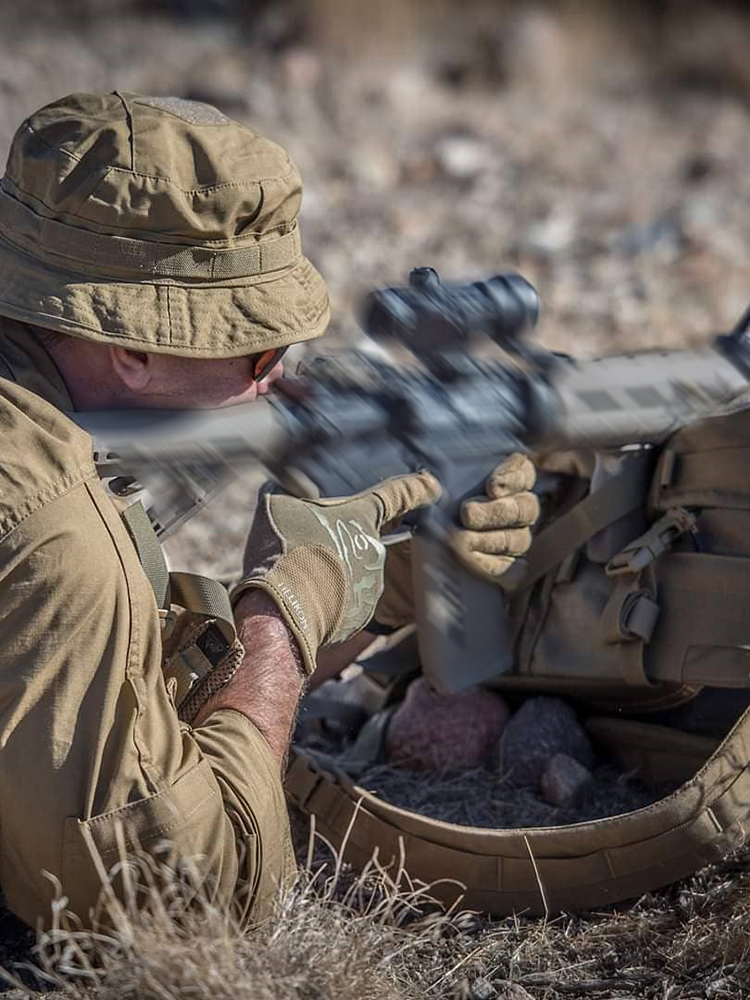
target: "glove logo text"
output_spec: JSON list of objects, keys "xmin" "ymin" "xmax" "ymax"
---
[{"xmin": 277, "ymin": 583, "xmax": 308, "ymax": 631}]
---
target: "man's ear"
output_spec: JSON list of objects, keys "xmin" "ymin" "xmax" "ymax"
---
[{"xmin": 109, "ymin": 346, "xmax": 153, "ymax": 392}]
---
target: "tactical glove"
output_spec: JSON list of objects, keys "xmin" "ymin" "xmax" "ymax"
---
[
  {"xmin": 373, "ymin": 453, "xmax": 539, "ymax": 631},
  {"xmin": 453, "ymin": 452, "xmax": 539, "ymax": 584},
  {"xmin": 233, "ymin": 472, "xmax": 441, "ymax": 674}
]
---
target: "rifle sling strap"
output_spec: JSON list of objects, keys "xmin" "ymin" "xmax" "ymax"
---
[
  {"xmin": 169, "ymin": 571, "xmax": 236, "ymax": 647},
  {"xmin": 122, "ymin": 501, "xmax": 236, "ymax": 645},
  {"xmin": 122, "ymin": 501, "xmax": 171, "ymax": 609}
]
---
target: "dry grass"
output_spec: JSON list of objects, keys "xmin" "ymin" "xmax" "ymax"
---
[
  {"xmin": 0, "ymin": 831, "xmax": 477, "ymax": 1000},
  {"xmin": 3, "ymin": 831, "xmax": 750, "ymax": 999}
]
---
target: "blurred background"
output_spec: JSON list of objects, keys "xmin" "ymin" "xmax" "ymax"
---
[{"xmin": 1, "ymin": 0, "xmax": 749, "ymax": 575}]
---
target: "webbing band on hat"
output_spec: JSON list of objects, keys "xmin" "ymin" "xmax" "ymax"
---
[{"xmin": 0, "ymin": 186, "xmax": 301, "ymax": 281}]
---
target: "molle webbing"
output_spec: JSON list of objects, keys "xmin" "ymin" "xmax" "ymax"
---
[
  {"xmin": 285, "ymin": 716, "xmax": 750, "ymax": 916},
  {"xmin": 656, "ymin": 453, "xmax": 750, "ymax": 518},
  {"xmin": 0, "ymin": 187, "xmax": 302, "ymax": 281}
]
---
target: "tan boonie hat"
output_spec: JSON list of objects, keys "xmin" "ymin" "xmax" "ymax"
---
[{"xmin": 0, "ymin": 92, "xmax": 330, "ymax": 357}]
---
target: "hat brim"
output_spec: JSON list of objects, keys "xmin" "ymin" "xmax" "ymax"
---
[{"xmin": 0, "ymin": 234, "xmax": 330, "ymax": 358}]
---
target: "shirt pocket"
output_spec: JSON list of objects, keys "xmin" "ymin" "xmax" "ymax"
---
[{"xmin": 60, "ymin": 757, "xmax": 245, "ymax": 925}]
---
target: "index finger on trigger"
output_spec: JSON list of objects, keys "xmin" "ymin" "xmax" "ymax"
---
[{"xmin": 373, "ymin": 471, "xmax": 442, "ymax": 526}]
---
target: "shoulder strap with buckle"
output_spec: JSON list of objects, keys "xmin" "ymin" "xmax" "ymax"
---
[
  {"xmin": 599, "ymin": 507, "xmax": 696, "ymax": 687},
  {"xmin": 121, "ymin": 499, "xmax": 236, "ymax": 646},
  {"xmin": 519, "ymin": 471, "xmax": 646, "ymax": 593}
]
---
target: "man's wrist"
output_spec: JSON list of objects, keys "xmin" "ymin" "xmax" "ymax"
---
[
  {"xmin": 234, "ymin": 588, "xmax": 286, "ymax": 622},
  {"xmin": 234, "ymin": 589, "xmax": 306, "ymax": 677}
]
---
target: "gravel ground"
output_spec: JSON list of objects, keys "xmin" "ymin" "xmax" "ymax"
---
[{"xmin": 310, "ymin": 758, "xmax": 671, "ymax": 829}]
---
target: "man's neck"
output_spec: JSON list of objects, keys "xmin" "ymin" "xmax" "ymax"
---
[{"xmin": 43, "ymin": 337, "xmax": 129, "ymax": 411}]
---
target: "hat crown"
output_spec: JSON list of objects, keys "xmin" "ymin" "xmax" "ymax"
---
[
  {"xmin": 0, "ymin": 91, "xmax": 329, "ymax": 358},
  {"xmin": 3, "ymin": 91, "xmax": 301, "ymax": 245}
]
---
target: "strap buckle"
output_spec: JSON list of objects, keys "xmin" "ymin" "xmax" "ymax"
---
[
  {"xmin": 606, "ymin": 508, "xmax": 697, "ymax": 577},
  {"xmin": 605, "ymin": 589, "xmax": 661, "ymax": 644}
]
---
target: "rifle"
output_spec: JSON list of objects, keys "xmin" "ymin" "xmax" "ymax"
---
[{"xmin": 74, "ymin": 267, "xmax": 750, "ymax": 692}]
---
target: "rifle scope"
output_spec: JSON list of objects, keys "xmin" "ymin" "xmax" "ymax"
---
[{"xmin": 361, "ymin": 267, "xmax": 540, "ymax": 356}]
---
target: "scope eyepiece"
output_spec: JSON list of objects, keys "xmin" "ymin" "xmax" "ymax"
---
[{"xmin": 361, "ymin": 268, "xmax": 539, "ymax": 356}]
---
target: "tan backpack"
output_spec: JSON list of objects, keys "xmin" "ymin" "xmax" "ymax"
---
[{"xmin": 287, "ymin": 400, "xmax": 750, "ymax": 915}]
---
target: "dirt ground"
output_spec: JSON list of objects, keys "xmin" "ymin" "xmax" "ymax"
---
[{"xmin": 3, "ymin": 0, "xmax": 750, "ymax": 995}]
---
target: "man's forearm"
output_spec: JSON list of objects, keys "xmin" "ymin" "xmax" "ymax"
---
[{"xmin": 193, "ymin": 590, "xmax": 305, "ymax": 765}]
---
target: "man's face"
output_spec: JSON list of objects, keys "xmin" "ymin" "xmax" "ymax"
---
[{"xmin": 113, "ymin": 348, "xmax": 287, "ymax": 409}]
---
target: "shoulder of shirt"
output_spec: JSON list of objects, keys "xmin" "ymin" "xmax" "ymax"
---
[{"xmin": 0, "ymin": 380, "xmax": 97, "ymax": 541}]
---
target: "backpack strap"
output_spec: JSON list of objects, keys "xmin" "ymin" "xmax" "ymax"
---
[
  {"xmin": 597, "ymin": 507, "xmax": 696, "ymax": 687},
  {"xmin": 520, "ymin": 471, "xmax": 645, "ymax": 592}
]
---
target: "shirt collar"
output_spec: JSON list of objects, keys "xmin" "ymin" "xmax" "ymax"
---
[{"xmin": 0, "ymin": 318, "xmax": 74, "ymax": 411}]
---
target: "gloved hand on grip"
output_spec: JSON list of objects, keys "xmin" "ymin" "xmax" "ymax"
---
[
  {"xmin": 452, "ymin": 452, "xmax": 539, "ymax": 586},
  {"xmin": 372, "ymin": 453, "xmax": 539, "ymax": 632},
  {"xmin": 232, "ymin": 472, "xmax": 441, "ymax": 674}
]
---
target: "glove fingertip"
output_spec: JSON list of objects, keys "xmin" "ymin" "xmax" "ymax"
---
[
  {"xmin": 416, "ymin": 469, "xmax": 442, "ymax": 503},
  {"xmin": 377, "ymin": 470, "xmax": 442, "ymax": 524},
  {"xmin": 459, "ymin": 494, "xmax": 485, "ymax": 529},
  {"xmin": 486, "ymin": 454, "xmax": 536, "ymax": 498}
]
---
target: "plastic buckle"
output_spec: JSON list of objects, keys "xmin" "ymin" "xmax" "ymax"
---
[
  {"xmin": 606, "ymin": 508, "xmax": 696, "ymax": 578},
  {"xmin": 618, "ymin": 591, "xmax": 660, "ymax": 643}
]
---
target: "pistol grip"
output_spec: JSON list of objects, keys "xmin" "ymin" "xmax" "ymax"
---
[{"xmin": 410, "ymin": 510, "xmax": 514, "ymax": 692}]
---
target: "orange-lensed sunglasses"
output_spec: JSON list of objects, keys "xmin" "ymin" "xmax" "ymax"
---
[{"xmin": 250, "ymin": 346, "xmax": 288, "ymax": 382}]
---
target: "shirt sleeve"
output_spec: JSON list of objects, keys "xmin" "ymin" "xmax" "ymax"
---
[{"xmin": 0, "ymin": 472, "xmax": 292, "ymax": 928}]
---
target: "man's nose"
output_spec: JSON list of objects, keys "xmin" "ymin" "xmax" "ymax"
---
[{"xmin": 257, "ymin": 361, "xmax": 284, "ymax": 394}]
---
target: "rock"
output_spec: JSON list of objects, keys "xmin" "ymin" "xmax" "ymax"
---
[
  {"xmin": 540, "ymin": 752, "xmax": 593, "ymax": 807},
  {"xmin": 385, "ymin": 678, "xmax": 510, "ymax": 772},
  {"xmin": 435, "ymin": 133, "xmax": 486, "ymax": 180},
  {"xmin": 522, "ymin": 208, "xmax": 576, "ymax": 255},
  {"xmin": 471, "ymin": 977, "xmax": 497, "ymax": 1000},
  {"xmin": 499, "ymin": 697, "xmax": 593, "ymax": 786}
]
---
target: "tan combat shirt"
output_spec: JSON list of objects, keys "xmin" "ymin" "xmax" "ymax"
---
[{"xmin": 0, "ymin": 318, "xmax": 293, "ymax": 928}]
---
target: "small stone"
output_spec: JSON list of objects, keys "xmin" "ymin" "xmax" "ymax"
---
[
  {"xmin": 471, "ymin": 977, "xmax": 497, "ymax": 1000},
  {"xmin": 435, "ymin": 134, "xmax": 486, "ymax": 180},
  {"xmin": 522, "ymin": 209, "xmax": 575, "ymax": 255},
  {"xmin": 385, "ymin": 678, "xmax": 510, "ymax": 772},
  {"xmin": 540, "ymin": 753, "xmax": 593, "ymax": 807},
  {"xmin": 499, "ymin": 697, "xmax": 593, "ymax": 786}
]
